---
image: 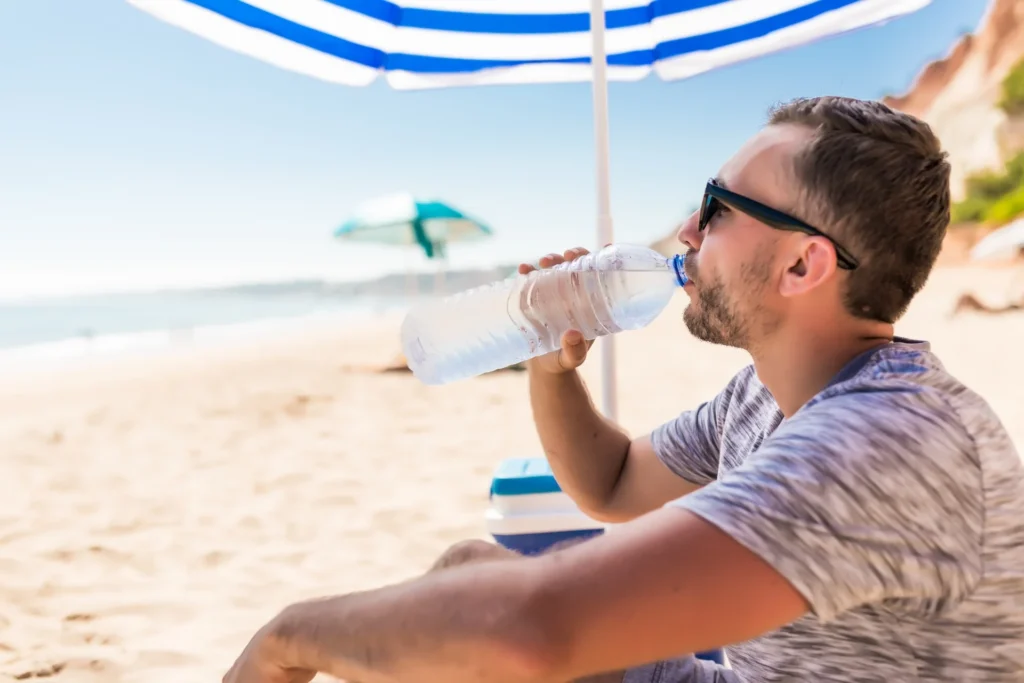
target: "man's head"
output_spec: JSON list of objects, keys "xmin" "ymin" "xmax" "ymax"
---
[{"xmin": 676, "ymin": 96, "xmax": 951, "ymax": 351}]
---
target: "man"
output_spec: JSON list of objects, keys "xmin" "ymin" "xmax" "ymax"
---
[{"xmin": 224, "ymin": 97, "xmax": 1024, "ymax": 683}]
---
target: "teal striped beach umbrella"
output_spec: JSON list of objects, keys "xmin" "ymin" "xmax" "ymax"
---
[{"xmin": 335, "ymin": 193, "xmax": 492, "ymax": 260}]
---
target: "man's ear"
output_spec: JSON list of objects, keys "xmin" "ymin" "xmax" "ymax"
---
[{"xmin": 779, "ymin": 238, "xmax": 837, "ymax": 298}]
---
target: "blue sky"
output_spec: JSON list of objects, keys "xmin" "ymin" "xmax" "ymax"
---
[{"xmin": 0, "ymin": 0, "xmax": 991, "ymax": 300}]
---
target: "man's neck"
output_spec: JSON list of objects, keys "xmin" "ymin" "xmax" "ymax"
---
[{"xmin": 751, "ymin": 322, "xmax": 895, "ymax": 418}]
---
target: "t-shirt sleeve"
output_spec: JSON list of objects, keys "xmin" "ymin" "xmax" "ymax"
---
[
  {"xmin": 672, "ymin": 386, "xmax": 984, "ymax": 623},
  {"xmin": 649, "ymin": 368, "xmax": 752, "ymax": 485}
]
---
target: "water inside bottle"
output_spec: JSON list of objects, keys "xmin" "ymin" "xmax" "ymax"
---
[
  {"xmin": 517, "ymin": 268, "xmax": 678, "ymax": 350},
  {"xmin": 401, "ymin": 262, "xmax": 679, "ymax": 385}
]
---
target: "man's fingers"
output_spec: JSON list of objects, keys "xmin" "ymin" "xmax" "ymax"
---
[
  {"xmin": 520, "ymin": 248, "xmax": 590, "ymax": 276},
  {"xmin": 538, "ymin": 253, "xmax": 565, "ymax": 269}
]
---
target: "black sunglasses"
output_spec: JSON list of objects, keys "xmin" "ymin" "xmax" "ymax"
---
[{"xmin": 698, "ymin": 178, "xmax": 859, "ymax": 270}]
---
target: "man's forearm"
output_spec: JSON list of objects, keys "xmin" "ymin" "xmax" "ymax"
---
[
  {"xmin": 528, "ymin": 367, "xmax": 631, "ymax": 513},
  {"xmin": 227, "ymin": 507, "xmax": 808, "ymax": 683},
  {"xmin": 270, "ymin": 562, "xmax": 556, "ymax": 683}
]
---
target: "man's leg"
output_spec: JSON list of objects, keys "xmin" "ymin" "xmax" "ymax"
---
[
  {"xmin": 427, "ymin": 538, "xmax": 517, "ymax": 572},
  {"xmin": 426, "ymin": 540, "xmax": 736, "ymax": 683}
]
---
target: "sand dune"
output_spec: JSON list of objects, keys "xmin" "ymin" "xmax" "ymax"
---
[{"xmin": 0, "ymin": 265, "xmax": 1021, "ymax": 682}]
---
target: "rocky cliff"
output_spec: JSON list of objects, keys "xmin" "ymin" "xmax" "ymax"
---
[
  {"xmin": 883, "ymin": 0, "xmax": 1024, "ymax": 200},
  {"xmin": 651, "ymin": 0, "xmax": 1024, "ymax": 257}
]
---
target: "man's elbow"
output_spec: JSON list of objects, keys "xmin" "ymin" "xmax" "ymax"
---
[
  {"xmin": 575, "ymin": 503, "xmax": 632, "ymax": 525},
  {"xmin": 574, "ymin": 489, "xmax": 643, "ymax": 525},
  {"xmin": 569, "ymin": 450, "xmax": 650, "ymax": 524}
]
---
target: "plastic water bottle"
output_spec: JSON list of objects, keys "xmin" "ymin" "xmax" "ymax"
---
[{"xmin": 400, "ymin": 244, "xmax": 688, "ymax": 385}]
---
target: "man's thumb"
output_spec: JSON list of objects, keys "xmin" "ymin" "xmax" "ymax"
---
[{"xmin": 560, "ymin": 330, "xmax": 588, "ymax": 366}]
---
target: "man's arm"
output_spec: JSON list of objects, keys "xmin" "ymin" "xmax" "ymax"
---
[
  {"xmin": 528, "ymin": 367, "xmax": 701, "ymax": 522},
  {"xmin": 517, "ymin": 248, "xmax": 713, "ymax": 522},
  {"xmin": 225, "ymin": 507, "xmax": 808, "ymax": 683}
]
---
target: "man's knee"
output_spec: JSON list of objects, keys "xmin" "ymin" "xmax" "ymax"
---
[
  {"xmin": 429, "ymin": 539, "xmax": 516, "ymax": 572},
  {"xmin": 430, "ymin": 532, "xmax": 600, "ymax": 574}
]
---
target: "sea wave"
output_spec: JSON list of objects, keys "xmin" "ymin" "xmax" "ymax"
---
[{"xmin": 0, "ymin": 303, "xmax": 404, "ymax": 376}]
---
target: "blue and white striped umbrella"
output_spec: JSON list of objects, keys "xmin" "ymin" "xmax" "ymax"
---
[
  {"xmin": 129, "ymin": 0, "xmax": 932, "ymax": 418},
  {"xmin": 129, "ymin": 0, "xmax": 930, "ymax": 89}
]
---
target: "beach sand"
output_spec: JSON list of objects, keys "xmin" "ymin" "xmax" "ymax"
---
[{"xmin": 1, "ymin": 265, "xmax": 1021, "ymax": 682}]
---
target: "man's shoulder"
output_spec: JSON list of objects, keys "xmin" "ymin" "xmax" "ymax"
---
[
  {"xmin": 800, "ymin": 339, "xmax": 1013, "ymax": 465},
  {"xmin": 814, "ymin": 338, "xmax": 988, "ymax": 418}
]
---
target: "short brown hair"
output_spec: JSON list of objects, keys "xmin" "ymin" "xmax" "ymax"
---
[{"xmin": 768, "ymin": 96, "xmax": 950, "ymax": 323}]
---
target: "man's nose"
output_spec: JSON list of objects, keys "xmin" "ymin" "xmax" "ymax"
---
[{"xmin": 676, "ymin": 210, "xmax": 703, "ymax": 251}]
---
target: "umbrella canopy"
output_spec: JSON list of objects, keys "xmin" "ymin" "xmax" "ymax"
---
[
  {"xmin": 970, "ymin": 218, "xmax": 1024, "ymax": 261},
  {"xmin": 129, "ymin": 0, "xmax": 934, "ymax": 419},
  {"xmin": 335, "ymin": 193, "xmax": 492, "ymax": 259},
  {"xmin": 128, "ymin": 0, "xmax": 931, "ymax": 89}
]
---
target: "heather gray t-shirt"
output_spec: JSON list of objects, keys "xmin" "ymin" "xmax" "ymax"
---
[{"xmin": 646, "ymin": 339, "xmax": 1024, "ymax": 681}]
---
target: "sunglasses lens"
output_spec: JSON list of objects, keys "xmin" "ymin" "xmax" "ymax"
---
[{"xmin": 699, "ymin": 195, "xmax": 718, "ymax": 231}]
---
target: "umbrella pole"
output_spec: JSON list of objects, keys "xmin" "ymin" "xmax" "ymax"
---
[
  {"xmin": 407, "ymin": 268, "xmax": 418, "ymax": 299},
  {"xmin": 434, "ymin": 242, "xmax": 447, "ymax": 294},
  {"xmin": 589, "ymin": 0, "xmax": 617, "ymax": 421}
]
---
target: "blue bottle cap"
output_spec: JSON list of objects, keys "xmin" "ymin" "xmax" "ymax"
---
[{"xmin": 670, "ymin": 253, "xmax": 688, "ymax": 287}]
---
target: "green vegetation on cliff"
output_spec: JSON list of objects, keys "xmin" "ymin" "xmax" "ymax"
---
[
  {"xmin": 952, "ymin": 151, "xmax": 1024, "ymax": 224},
  {"xmin": 999, "ymin": 57, "xmax": 1024, "ymax": 116},
  {"xmin": 951, "ymin": 60, "xmax": 1024, "ymax": 226}
]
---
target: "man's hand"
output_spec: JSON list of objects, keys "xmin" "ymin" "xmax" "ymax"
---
[
  {"xmin": 519, "ymin": 247, "xmax": 596, "ymax": 375},
  {"xmin": 223, "ymin": 615, "xmax": 316, "ymax": 683}
]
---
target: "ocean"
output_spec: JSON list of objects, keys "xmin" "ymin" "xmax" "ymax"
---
[{"xmin": 0, "ymin": 286, "xmax": 408, "ymax": 372}]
